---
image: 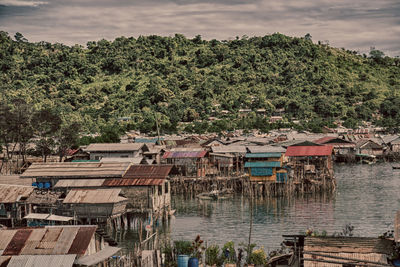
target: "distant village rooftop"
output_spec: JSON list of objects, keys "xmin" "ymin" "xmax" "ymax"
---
[{"xmin": 84, "ymin": 143, "xmax": 144, "ymax": 152}]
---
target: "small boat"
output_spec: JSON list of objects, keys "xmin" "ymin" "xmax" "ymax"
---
[
  {"xmin": 392, "ymin": 164, "xmax": 400, "ymax": 169},
  {"xmin": 196, "ymin": 189, "xmax": 233, "ymax": 200}
]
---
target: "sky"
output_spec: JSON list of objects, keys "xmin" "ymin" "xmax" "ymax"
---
[{"xmin": 1, "ymin": 0, "xmax": 400, "ymax": 56}]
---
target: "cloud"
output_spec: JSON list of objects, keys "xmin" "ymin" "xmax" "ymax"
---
[
  {"xmin": 0, "ymin": 0, "xmax": 399, "ymax": 56},
  {"xmin": 0, "ymin": 0, "xmax": 47, "ymax": 7}
]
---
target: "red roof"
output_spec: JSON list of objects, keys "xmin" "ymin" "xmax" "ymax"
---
[
  {"xmin": 103, "ymin": 178, "xmax": 165, "ymax": 186},
  {"xmin": 66, "ymin": 148, "xmax": 79, "ymax": 156},
  {"xmin": 123, "ymin": 165, "xmax": 172, "ymax": 179},
  {"xmin": 285, "ymin": 145, "xmax": 333, "ymax": 157},
  {"xmin": 163, "ymin": 151, "xmax": 207, "ymax": 159}
]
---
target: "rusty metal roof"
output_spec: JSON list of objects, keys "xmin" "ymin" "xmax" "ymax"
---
[
  {"xmin": 285, "ymin": 145, "xmax": 333, "ymax": 157},
  {"xmin": 3, "ymin": 229, "xmax": 33, "ymax": 256},
  {"xmin": 67, "ymin": 227, "xmax": 97, "ymax": 255},
  {"xmin": 163, "ymin": 151, "xmax": 207, "ymax": 159},
  {"xmin": 84, "ymin": 143, "xmax": 144, "ymax": 152},
  {"xmin": 0, "ymin": 226, "xmax": 97, "ymax": 256},
  {"xmin": 123, "ymin": 165, "xmax": 172, "ymax": 179},
  {"xmin": 63, "ymin": 189, "xmax": 127, "ymax": 204},
  {"xmin": 20, "ymin": 162, "xmax": 131, "ymax": 179},
  {"xmin": 0, "ymin": 185, "xmax": 34, "ymax": 203},
  {"xmin": 103, "ymin": 178, "xmax": 165, "ymax": 186}
]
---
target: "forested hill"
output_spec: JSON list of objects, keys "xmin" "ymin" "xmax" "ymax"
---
[{"xmin": 1, "ymin": 32, "xmax": 400, "ymax": 134}]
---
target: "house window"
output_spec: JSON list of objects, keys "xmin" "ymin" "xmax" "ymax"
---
[
  {"xmin": 165, "ymin": 183, "xmax": 169, "ymax": 194},
  {"xmin": 120, "ymin": 155, "xmax": 129, "ymax": 158},
  {"xmin": 158, "ymin": 185, "xmax": 162, "ymax": 195}
]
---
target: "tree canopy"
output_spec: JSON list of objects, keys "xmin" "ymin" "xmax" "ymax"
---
[{"xmin": 1, "ymin": 31, "xmax": 399, "ymax": 134}]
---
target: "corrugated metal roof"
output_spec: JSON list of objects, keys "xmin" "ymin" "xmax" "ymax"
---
[
  {"xmin": 169, "ymin": 147, "xmax": 204, "ymax": 152},
  {"xmin": 0, "ymin": 256, "xmax": 10, "ymax": 266},
  {"xmin": 54, "ymin": 179, "xmax": 105, "ymax": 188},
  {"xmin": 285, "ymin": 145, "xmax": 333, "ymax": 157},
  {"xmin": 63, "ymin": 189, "xmax": 126, "ymax": 204},
  {"xmin": 74, "ymin": 246, "xmax": 121, "ymax": 266},
  {"xmin": 123, "ymin": 165, "xmax": 172, "ymax": 179},
  {"xmin": 244, "ymin": 161, "xmax": 281, "ymax": 168},
  {"xmin": 103, "ymin": 178, "xmax": 165, "ymax": 186},
  {"xmin": 67, "ymin": 227, "xmax": 97, "ymax": 255},
  {"xmin": 356, "ymin": 139, "xmax": 383, "ymax": 149},
  {"xmin": 47, "ymin": 214, "xmax": 73, "ymax": 222},
  {"xmin": 163, "ymin": 151, "xmax": 207, "ymax": 159},
  {"xmin": 20, "ymin": 162, "xmax": 131, "ymax": 179},
  {"xmin": 304, "ymin": 252, "xmax": 387, "ymax": 267},
  {"xmin": 0, "ymin": 230, "xmax": 17, "ymax": 250},
  {"xmin": 211, "ymin": 146, "xmax": 247, "ymax": 154},
  {"xmin": 209, "ymin": 153, "xmax": 235, "ymax": 158},
  {"xmin": 7, "ymin": 254, "xmax": 76, "ymax": 267},
  {"xmin": 313, "ymin": 136, "xmax": 336, "ymax": 144},
  {"xmin": 3, "ymin": 229, "xmax": 33, "ymax": 256},
  {"xmin": 51, "ymin": 227, "xmax": 79, "ymax": 255},
  {"xmin": 100, "ymin": 157, "xmax": 143, "ymax": 164},
  {"xmin": 314, "ymin": 137, "xmax": 355, "ymax": 147},
  {"xmin": 0, "ymin": 175, "xmax": 33, "ymax": 186},
  {"xmin": 0, "ymin": 184, "xmax": 34, "ymax": 203},
  {"xmin": 84, "ymin": 143, "xmax": 144, "ymax": 152},
  {"xmin": 23, "ymin": 213, "xmax": 73, "ymax": 222},
  {"xmin": 246, "ymin": 145, "xmax": 286, "ymax": 153},
  {"xmin": 304, "ymin": 237, "xmax": 394, "ymax": 254},
  {"xmin": 0, "ymin": 226, "xmax": 97, "ymax": 256},
  {"xmin": 24, "ymin": 213, "xmax": 49, "ymax": 220},
  {"xmin": 245, "ymin": 153, "xmax": 282, "ymax": 158}
]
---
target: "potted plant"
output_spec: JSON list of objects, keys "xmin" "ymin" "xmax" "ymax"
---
[
  {"xmin": 174, "ymin": 240, "xmax": 192, "ymax": 267},
  {"xmin": 222, "ymin": 241, "xmax": 236, "ymax": 267},
  {"xmin": 205, "ymin": 244, "xmax": 222, "ymax": 267},
  {"xmin": 189, "ymin": 235, "xmax": 205, "ymax": 267}
]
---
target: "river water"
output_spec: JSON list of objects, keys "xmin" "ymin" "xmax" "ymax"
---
[{"xmin": 169, "ymin": 163, "xmax": 400, "ymax": 252}]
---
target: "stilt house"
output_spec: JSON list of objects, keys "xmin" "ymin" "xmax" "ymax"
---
[
  {"xmin": 162, "ymin": 148, "xmax": 208, "ymax": 177},
  {"xmin": 285, "ymin": 142, "xmax": 334, "ymax": 183},
  {"xmin": 245, "ymin": 152, "xmax": 287, "ymax": 183},
  {"xmin": 0, "ymin": 184, "xmax": 34, "ymax": 227}
]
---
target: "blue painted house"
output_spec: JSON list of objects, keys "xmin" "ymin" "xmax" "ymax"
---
[{"xmin": 244, "ymin": 152, "xmax": 288, "ymax": 182}]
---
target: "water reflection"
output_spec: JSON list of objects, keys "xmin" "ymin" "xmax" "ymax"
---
[{"xmin": 171, "ymin": 163, "xmax": 400, "ymax": 252}]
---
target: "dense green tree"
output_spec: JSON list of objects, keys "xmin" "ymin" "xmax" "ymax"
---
[{"xmin": 0, "ymin": 32, "xmax": 399, "ymax": 135}]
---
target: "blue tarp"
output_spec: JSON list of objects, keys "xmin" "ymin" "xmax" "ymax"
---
[
  {"xmin": 251, "ymin": 167, "xmax": 273, "ymax": 176},
  {"xmin": 245, "ymin": 161, "xmax": 281, "ymax": 168}
]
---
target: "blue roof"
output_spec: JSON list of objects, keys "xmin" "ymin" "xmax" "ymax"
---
[
  {"xmin": 245, "ymin": 153, "xmax": 282, "ymax": 158},
  {"xmin": 244, "ymin": 161, "xmax": 281, "ymax": 168}
]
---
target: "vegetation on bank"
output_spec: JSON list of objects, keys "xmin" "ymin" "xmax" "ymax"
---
[{"xmin": 1, "ymin": 31, "xmax": 400, "ymax": 135}]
